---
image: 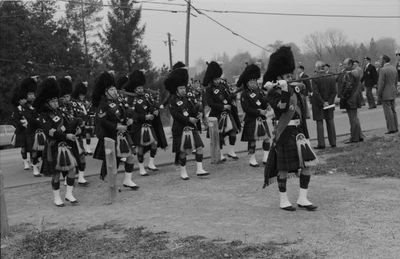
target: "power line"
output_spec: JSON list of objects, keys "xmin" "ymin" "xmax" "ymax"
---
[
  {"xmin": 197, "ymin": 8, "xmax": 400, "ymax": 19},
  {"xmin": 182, "ymin": 0, "xmax": 269, "ymax": 52}
]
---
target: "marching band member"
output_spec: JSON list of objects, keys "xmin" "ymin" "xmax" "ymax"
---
[
  {"xmin": 238, "ymin": 64, "xmax": 271, "ymax": 167},
  {"xmin": 263, "ymin": 46, "xmax": 318, "ymax": 212},
  {"xmin": 10, "ymin": 78, "xmax": 33, "ymax": 171},
  {"xmin": 92, "ymin": 71, "xmax": 138, "ymax": 190},
  {"xmin": 72, "ymin": 81, "xmax": 94, "ymax": 155},
  {"xmin": 11, "ymin": 77, "xmax": 43, "ymax": 176},
  {"xmin": 124, "ymin": 70, "xmax": 166, "ymax": 176},
  {"xmin": 34, "ymin": 77, "xmax": 79, "ymax": 207},
  {"xmin": 165, "ymin": 63, "xmax": 208, "ymax": 180},
  {"xmin": 203, "ymin": 61, "xmax": 241, "ymax": 161}
]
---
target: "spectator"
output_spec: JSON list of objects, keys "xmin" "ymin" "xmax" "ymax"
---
[
  {"xmin": 377, "ymin": 55, "xmax": 399, "ymax": 134},
  {"xmin": 361, "ymin": 57, "xmax": 378, "ymax": 109}
]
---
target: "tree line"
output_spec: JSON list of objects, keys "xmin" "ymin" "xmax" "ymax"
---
[{"xmin": 1, "ymin": 0, "xmax": 398, "ymax": 124}]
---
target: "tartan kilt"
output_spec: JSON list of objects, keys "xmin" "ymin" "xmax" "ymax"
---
[
  {"xmin": 275, "ymin": 126, "xmax": 300, "ymax": 171},
  {"xmin": 131, "ymin": 124, "xmax": 158, "ymax": 146},
  {"xmin": 241, "ymin": 119, "xmax": 270, "ymax": 142},
  {"xmin": 172, "ymin": 130, "xmax": 204, "ymax": 153}
]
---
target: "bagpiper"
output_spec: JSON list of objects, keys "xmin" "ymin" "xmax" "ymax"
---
[
  {"xmin": 263, "ymin": 46, "xmax": 318, "ymax": 212},
  {"xmin": 92, "ymin": 71, "xmax": 139, "ymax": 190},
  {"xmin": 58, "ymin": 76, "xmax": 89, "ymax": 186},
  {"xmin": 165, "ymin": 62, "xmax": 209, "ymax": 180},
  {"xmin": 10, "ymin": 77, "xmax": 37, "ymax": 173},
  {"xmin": 238, "ymin": 64, "xmax": 271, "ymax": 167},
  {"xmin": 34, "ymin": 77, "xmax": 79, "ymax": 207},
  {"xmin": 124, "ymin": 70, "xmax": 167, "ymax": 176},
  {"xmin": 203, "ymin": 61, "xmax": 241, "ymax": 161},
  {"xmin": 72, "ymin": 81, "xmax": 94, "ymax": 155}
]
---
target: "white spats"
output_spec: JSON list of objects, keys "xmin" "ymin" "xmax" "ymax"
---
[
  {"xmin": 180, "ymin": 166, "xmax": 189, "ymax": 180},
  {"xmin": 32, "ymin": 164, "xmax": 41, "ymax": 176},
  {"xmin": 263, "ymin": 151, "xmax": 269, "ymax": 163},
  {"xmin": 78, "ymin": 171, "xmax": 87, "ymax": 184},
  {"xmin": 147, "ymin": 157, "xmax": 158, "ymax": 171},
  {"xmin": 249, "ymin": 154, "xmax": 258, "ymax": 166},
  {"xmin": 220, "ymin": 153, "xmax": 227, "ymax": 161},
  {"xmin": 196, "ymin": 162, "xmax": 208, "ymax": 176},
  {"xmin": 227, "ymin": 145, "xmax": 237, "ymax": 157},
  {"xmin": 23, "ymin": 159, "xmax": 30, "ymax": 170},
  {"xmin": 279, "ymin": 192, "xmax": 292, "ymax": 208},
  {"xmin": 53, "ymin": 190, "xmax": 64, "ymax": 207},
  {"xmin": 139, "ymin": 163, "xmax": 148, "ymax": 176},
  {"xmin": 65, "ymin": 185, "xmax": 78, "ymax": 203},
  {"xmin": 297, "ymin": 188, "xmax": 313, "ymax": 206},
  {"xmin": 122, "ymin": 172, "xmax": 137, "ymax": 188}
]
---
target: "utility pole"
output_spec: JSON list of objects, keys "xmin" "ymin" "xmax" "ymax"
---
[
  {"xmin": 185, "ymin": 0, "xmax": 191, "ymax": 66},
  {"xmin": 164, "ymin": 33, "xmax": 175, "ymax": 70},
  {"xmin": 80, "ymin": 0, "xmax": 89, "ymax": 74}
]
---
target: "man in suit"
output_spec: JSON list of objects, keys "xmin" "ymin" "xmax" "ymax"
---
[
  {"xmin": 361, "ymin": 57, "xmax": 378, "ymax": 109},
  {"xmin": 339, "ymin": 58, "xmax": 364, "ymax": 143},
  {"xmin": 377, "ymin": 55, "xmax": 399, "ymax": 134},
  {"xmin": 396, "ymin": 52, "xmax": 400, "ymax": 82},
  {"xmin": 297, "ymin": 65, "xmax": 312, "ymax": 119},
  {"xmin": 311, "ymin": 61, "xmax": 337, "ymax": 148}
]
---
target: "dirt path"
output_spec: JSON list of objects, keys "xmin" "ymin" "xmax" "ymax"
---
[{"xmin": 3, "ymin": 149, "xmax": 400, "ymax": 259}]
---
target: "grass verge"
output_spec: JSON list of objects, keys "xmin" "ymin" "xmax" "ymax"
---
[
  {"xmin": 315, "ymin": 134, "xmax": 400, "ymax": 178},
  {"xmin": 1, "ymin": 223, "xmax": 318, "ymax": 259}
]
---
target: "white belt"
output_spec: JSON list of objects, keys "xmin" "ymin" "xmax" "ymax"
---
[{"xmin": 277, "ymin": 119, "xmax": 300, "ymax": 126}]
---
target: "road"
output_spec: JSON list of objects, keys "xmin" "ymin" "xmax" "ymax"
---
[{"xmin": 1, "ymin": 103, "xmax": 399, "ymax": 188}]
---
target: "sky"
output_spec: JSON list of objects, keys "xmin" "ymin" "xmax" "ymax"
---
[{"xmin": 136, "ymin": 0, "xmax": 400, "ymax": 67}]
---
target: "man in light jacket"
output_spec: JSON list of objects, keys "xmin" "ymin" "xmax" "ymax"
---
[{"xmin": 377, "ymin": 55, "xmax": 399, "ymax": 134}]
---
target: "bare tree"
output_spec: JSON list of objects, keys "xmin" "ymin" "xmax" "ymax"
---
[{"xmin": 304, "ymin": 32, "xmax": 324, "ymax": 60}]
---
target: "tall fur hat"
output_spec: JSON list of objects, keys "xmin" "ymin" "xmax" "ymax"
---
[
  {"xmin": 236, "ymin": 64, "xmax": 261, "ymax": 89},
  {"xmin": 20, "ymin": 77, "xmax": 38, "ymax": 95},
  {"xmin": 58, "ymin": 76, "xmax": 73, "ymax": 97},
  {"xmin": 263, "ymin": 46, "xmax": 295, "ymax": 84},
  {"xmin": 172, "ymin": 61, "xmax": 185, "ymax": 70},
  {"xmin": 92, "ymin": 71, "xmax": 116, "ymax": 107},
  {"xmin": 11, "ymin": 77, "xmax": 38, "ymax": 106},
  {"xmin": 33, "ymin": 77, "xmax": 60, "ymax": 111},
  {"xmin": 124, "ymin": 70, "xmax": 146, "ymax": 93},
  {"xmin": 202, "ymin": 61, "xmax": 222, "ymax": 86},
  {"xmin": 72, "ymin": 81, "xmax": 88, "ymax": 98},
  {"xmin": 116, "ymin": 75, "xmax": 128, "ymax": 90},
  {"xmin": 164, "ymin": 67, "xmax": 189, "ymax": 94}
]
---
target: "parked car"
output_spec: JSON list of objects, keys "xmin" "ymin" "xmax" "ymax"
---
[{"xmin": 0, "ymin": 125, "xmax": 15, "ymax": 148}]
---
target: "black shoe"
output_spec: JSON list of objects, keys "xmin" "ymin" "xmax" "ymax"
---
[
  {"xmin": 196, "ymin": 172, "xmax": 210, "ymax": 176},
  {"xmin": 220, "ymin": 157, "xmax": 227, "ymax": 162},
  {"xmin": 123, "ymin": 184, "xmax": 139, "ymax": 190},
  {"xmin": 385, "ymin": 131, "xmax": 397, "ymax": 134},
  {"xmin": 227, "ymin": 154, "xmax": 239, "ymax": 160},
  {"xmin": 78, "ymin": 181, "xmax": 89, "ymax": 187},
  {"xmin": 180, "ymin": 176, "xmax": 190, "ymax": 180},
  {"xmin": 280, "ymin": 206, "xmax": 296, "ymax": 211},
  {"xmin": 330, "ymin": 145, "xmax": 336, "ymax": 148},
  {"xmin": 313, "ymin": 146, "xmax": 325, "ymax": 149},
  {"xmin": 368, "ymin": 106, "xmax": 377, "ymax": 109},
  {"xmin": 55, "ymin": 203, "xmax": 65, "ymax": 207},
  {"xmin": 297, "ymin": 204, "xmax": 318, "ymax": 211},
  {"xmin": 33, "ymin": 174, "xmax": 42, "ymax": 177},
  {"xmin": 65, "ymin": 198, "xmax": 79, "ymax": 204},
  {"xmin": 344, "ymin": 140, "xmax": 358, "ymax": 144},
  {"xmin": 147, "ymin": 166, "xmax": 159, "ymax": 172},
  {"xmin": 249, "ymin": 163, "xmax": 260, "ymax": 167}
]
